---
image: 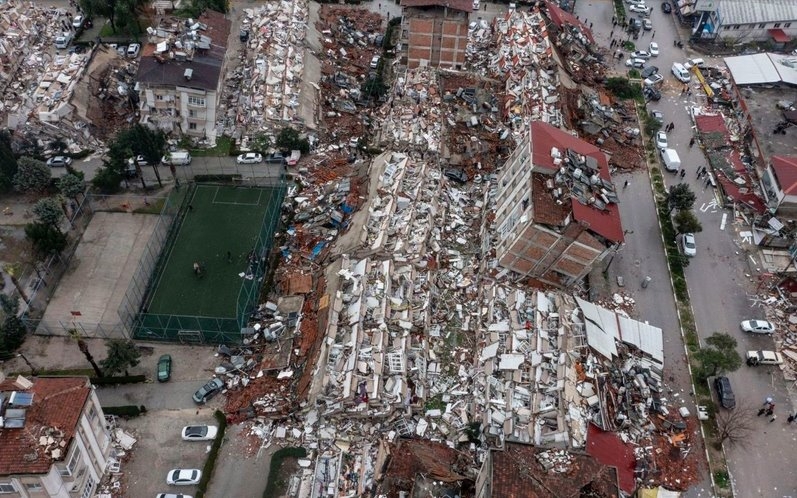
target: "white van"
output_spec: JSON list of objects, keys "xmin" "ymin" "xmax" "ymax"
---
[
  {"xmin": 684, "ymin": 58, "xmax": 705, "ymax": 69},
  {"xmin": 671, "ymin": 62, "xmax": 691, "ymax": 83},
  {"xmin": 660, "ymin": 148, "xmax": 681, "ymax": 172},
  {"xmin": 161, "ymin": 150, "xmax": 192, "ymax": 165},
  {"xmin": 54, "ymin": 32, "xmax": 73, "ymax": 50}
]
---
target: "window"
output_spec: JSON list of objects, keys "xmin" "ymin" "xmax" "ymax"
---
[
  {"xmin": 786, "ymin": 23, "xmax": 792, "ymax": 28},
  {"xmin": 733, "ymin": 24, "xmax": 740, "ymax": 29},
  {"xmin": 189, "ymin": 122, "xmax": 197, "ymax": 130},
  {"xmin": 0, "ymin": 483, "xmax": 15, "ymax": 493},
  {"xmin": 88, "ymin": 405, "xmax": 99, "ymax": 425},
  {"xmin": 25, "ymin": 482, "xmax": 43, "ymax": 491},
  {"xmin": 155, "ymin": 94, "xmax": 164, "ymax": 101},
  {"xmin": 774, "ymin": 23, "xmax": 781, "ymax": 28},
  {"xmin": 188, "ymin": 109, "xmax": 196, "ymax": 118},
  {"xmin": 81, "ymin": 479, "xmax": 94, "ymax": 498},
  {"xmin": 758, "ymin": 23, "xmax": 766, "ymax": 29},
  {"xmin": 187, "ymin": 96, "xmax": 205, "ymax": 107},
  {"xmin": 59, "ymin": 446, "xmax": 81, "ymax": 476}
]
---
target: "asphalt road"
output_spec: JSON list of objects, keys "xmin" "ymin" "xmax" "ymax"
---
[{"xmin": 576, "ymin": 0, "xmax": 797, "ymax": 495}]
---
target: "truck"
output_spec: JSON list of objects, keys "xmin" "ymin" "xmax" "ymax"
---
[
  {"xmin": 746, "ymin": 350, "xmax": 784, "ymax": 366},
  {"xmin": 660, "ymin": 148, "xmax": 681, "ymax": 172}
]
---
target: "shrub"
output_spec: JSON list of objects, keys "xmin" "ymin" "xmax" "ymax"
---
[
  {"xmin": 195, "ymin": 410, "xmax": 228, "ymax": 498},
  {"xmin": 90, "ymin": 374, "xmax": 146, "ymax": 385},
  {"xmin": 264, "ymin": 447, "xmax": 308, "ymax": 497},
  {"xmin": 194, "ymin": 174, "xmax": 242, "ymax": 183}
]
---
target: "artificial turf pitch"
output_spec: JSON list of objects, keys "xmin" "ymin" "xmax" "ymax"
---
[{"xmin": 145, "ymin": 185, "xmax": 275, "ymax": 318}]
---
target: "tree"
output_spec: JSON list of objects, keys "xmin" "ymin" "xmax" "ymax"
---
[
  {"xmin": 715, "ymin": 401, "xmax": 755, "ymax": 448},
  {"xmin": 2, "ymin": 265, "xmax": 30, "ymax": 306},
  {"xmin": 0, "ymin": 130, "xmax": 17, "ymax": 192},
  {"xmin": 106, "ymin": 125, "xmax": 168, "ymax": 190},
  {"xmin": 58, "ymin": 174, "xmax": 85, "ymax": 200},
  {"xmin": 32, "ymin": 198, "xmax": 64, "ymax": 228},
  {"xmin": 25, "ymin": 222, "xmax": 68, "ymax": 257},
  {"xmin": 13, "ymin": 157, "xmax": 51, "ymax": 193},
  {"xmin": 668, "ymin": 183, "xmax": 696, "ymax": 213},
  {"xmin": 275, "ymin": 127, "xmax": 310, "ymax": 154},
  {"xmin": 68, "ymin": 329, "xmax": 104, "ymax": 377},
  {"xmin": 362, "ymin": 75, "xmax": 388, "ymax": 99},
  {"xmin": 91, "ymin": 165, "xmax": 123, "ymax": 194},
  {"xmin": 0, "ymin": 294, "xmax": 27, "ymax": 357},
  {"xmin": 100, "ymin": 339, "xmax": 141, "ymax": 376},
  {"xmin": 674, "ymin": 210, "xmax": 703, "ymax": 234},
  {"xmin": 251, "ymin": 133, "xmax": 272, "ymax": 153},
  {"xmin": 605, "ymin": 77, "xmax": 642, "ymax": 100},
  {"xmin": 695, "ymin": 332, "xmax": 742, "ymax": 379}
]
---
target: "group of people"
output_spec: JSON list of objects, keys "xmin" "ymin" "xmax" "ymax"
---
[{"xmin": 757, "ymin": 397, "xmax": 797, "ymax": 423}]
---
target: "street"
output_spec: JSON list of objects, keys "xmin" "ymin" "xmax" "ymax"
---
[{"xmin": 574, "ymin": 0, "xmax": 797, "ymax": 495}]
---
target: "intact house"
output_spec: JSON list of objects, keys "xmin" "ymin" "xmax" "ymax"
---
[
  {"xmin": 399, "ymin": 0, "xmax": 472, "ymax": 70},
  {"xmin": 0, "ymin": 375, "xmax": 111, "ymax": 498},
  {"xmin": 762, "ymin": 155, "xmax": 797, "ymax": 218},
  {"xmin": 492, "ymin": 121, "xmax": 624, "ymax": 288},
  {"xmin": 135, "ymin": 10, "xmax": 231, "ymax": 142},
  {"xmin": 692, "ymin": 0, "xmax": 797, "ymax": 43}
]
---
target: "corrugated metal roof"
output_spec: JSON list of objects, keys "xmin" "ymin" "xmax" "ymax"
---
[
  {"xmin": 719, "ymin": 0, "xmax": 797, "ymax": 25},
  {"xmin": 617, "ymin": 315, "xmax": 664, "ymax": 365},
  {"xmin": 724, "ymin": 53, "xmax": 781, "ymax": 84},
  {"xmin": 575, "ymin": 296, "xmax": 618, "ymax": 361}
]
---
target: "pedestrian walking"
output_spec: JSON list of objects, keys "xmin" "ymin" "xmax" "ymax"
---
[
  {"xmin": 758, "ymin": 407, "xmax": 767, "ymax": 416},
  {"xmin": 766, "ymin": 407, "xmax": 774, "ymax": 417},
  {"xmin": 680, "ymin": 169, "xmax": 686, "ymax": 179},
  {"xmin": 704, "ymin": 177, "xmax": 710, "ymax": 188},
  {"xmin": 689, "ymin": 137, "xmax": 696, "ymax": 147},
  {"xmin": 670, "ymin": 123, "xmax": 675, "ymax": 132},
  {"xmin": 652, "ymin": 31, "xmax": 655, "ymax": 39},
  {"xmin": 673, "ymin": 40, "xmax": 677, "ymax": 46},
  {"xmin": 770, "ymin": 414, "xmax": 778, "ymax": 423},
  {"xmin": 623, "ymin": 180, "xmax": 629, "ymax": 189},
  {"xmin": 613, "ymin": 19, "xmax": 617, "ymax": 26},
  {"xmin": 788, "ymin": 413, "xmax": 796, "ymax": 424},
  {"xmin": 227, "ymin": 250, "xmax": 232, "ymax": 263},
  {"xmin": 589, "ymin": 22, "xmax": 593, "ymax": 29}
]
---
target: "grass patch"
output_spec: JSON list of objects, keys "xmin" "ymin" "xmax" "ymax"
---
[
  {"xmin": 623, "ymin": 41, "xmax": 635, "ymax": 51},
  {"xmin": 264, "ymin": 447, "xmax": 308, "ymax": 498},
  {"xmin": 99, "ymin": 23, "xmax": 115, "ymax": 37},
  {"xmin": 191, "ymin": 135, "xmax": 234, "ymax": 157},
  {"xmin": 133, "ymin": 197, "xmax": 166, "ymax": 214},
  {"xmin": 195, "ymin": 410, "xmax": 228, "ymax": 498},
  {"xmin": 613, "ymin": 0, "xmax": 626, "ymax": 22},
  {"xmin": 714, "ymin": 470, "xmax": 730, "ymax": 488}
]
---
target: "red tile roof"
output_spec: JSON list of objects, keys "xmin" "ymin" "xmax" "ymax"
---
[
  {"xmin": 401, "ymin": 0, "xmax": 474, "ymax": 13},
  {"xmin": 694, "ymin": 114, "xmax": 730, "ymax": 148},
  {"xmin": 491, "ymin": 442, "xmax": 620, "ymax": 497},
  {"xmin": 530, "ymin": 122, "xmax": 624, "ymax": 243},
  {"xmin": 0, "ymin": 377, "xmax": 91, "ymax": 476},
  {"xmin": 586, "ymin": 424, "xmax": 636, "ymax": 494},
  {"xmin": 377, "ymin": 439, "xmax": 467, "ymax": 495},
  {"xmin": 771, "ymin": 155, "xmax": 797, "ymax": 195},
  {"xmin": 544, "ymin": 0, "xmax": 595, "ymax": 45}
]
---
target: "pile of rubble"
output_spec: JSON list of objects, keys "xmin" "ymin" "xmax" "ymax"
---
[{"xmin": 96, "ymin": 416, "xmax": 137, "ymax": 498}]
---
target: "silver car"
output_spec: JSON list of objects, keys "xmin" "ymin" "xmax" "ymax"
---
[
  {"xmin": 166, "ymin": 469, "xmax": 201, "ymax": 486},
  {"xmin": 236, "ymin": 152, "xmax": 263, "ymax": 164},
  {"xmin": 681, "ymin": 233, "xmax": 696, "ymax": 257},
  {"xmin": 740, "ymin": 320, "xmax": 775, "ymax": 334}
]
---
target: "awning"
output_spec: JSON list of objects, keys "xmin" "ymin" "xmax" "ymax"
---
[{"xmin": 769, "ymin": 29, "xmax": 791, "ymax": 43}]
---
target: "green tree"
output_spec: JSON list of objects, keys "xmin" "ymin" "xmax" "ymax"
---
[
  {"xmin": 275, "ymin": 127, "xmax": 310, "ymax": 154},
  {"xmin": 674, "ymin": 210, "xmax": 703, "ymax": 234},
  {"xmin": 0, "ymin": 295, "xmax": 26, "ymax": 357},
  {"xmin": 13, "ymin": 157, "xmax": 51, "ymax": 193},
  {"xmin": 100, "ymin": 339, "xmax": 141, "ymax": 376},
  {"xmin": 0, "ymin": 130, "xmax": 17, "ymax": 192},
  {"xmin": 25, "ymin": 222, "xmax": 68, "ymax": 256},
  {"xmin": 695, "ymin": 332, "xmax": 742, "ymax": 379},
  {"xmin": 32, "ymin": 198, "xmax": 64, "ymax": 228},
  {"xmin": 57, "ymin": 174, "xmax": 85, "ymax": 200},
  {"xmin": 668, "ymin": 183, "xmax": 696, "ymax": 213},
  {"xmin": 362, "ymin": 75, "xmax": 388, "ymax": 99},
  {"xmin": 91, "ymin": 165, "xmax": 123, "ymax": 194},
  {"xmin": 605, "ymin": 77, "xmax": 641, "ymax": 100},
  {"xmin": 251, "ymin": 133, "xmax": 272, "ymax": 153}
]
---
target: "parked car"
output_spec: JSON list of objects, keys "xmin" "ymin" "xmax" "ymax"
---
[
  {"xmin": 629, "ymin": 4, "xmax": 651, "ymax": 14},
  {"xmin": 746, "ymin": 350, "xmax": 784, "ymax": 366},
  {"xmin": 54, "ymin": 33, "xmax": 73, "ymax": 49},
  {"xmin": 714, "ymin": 376, "xmax": 736, "ymax": 409},
  {"xmin": 444, "ymin": 168, "xmax": 468, "ymax": 184},
  {"xmin": 655, "ymin": 130, "xmax": 668, "ymax": 150},
  {"xmin": 166, "ymin": 469, "xmax": 202, "ymax": 486},
  {"xmin": 181, "ymin": 425, "xmax": 218, "ymax": 441},
  {"xmin": 192, "ymin": 378, "xmax": 224, "ymax": 403},
  {"xmin": 649, "ymin": 41, "xmax": 659, "ymax": 56},
  {"xmin": 626, "ymin": 58, "xmax": 646, "ymax": 68},
  {"xmin": 661, "ymin": 1, "xmax": 672, "ymax": 12},
  {"xmin": 236, "ymin": 152, "xmax": 263, "ymax": 164},
  {"xmin": 640, "ymin": 65, "xmax": 659, "ymax": 79},
  {"xmin": 650, "ymin": 109, "xmax": 664, "ymax": 122},
  {"xmin": 157, "ymin": 354, "xmax": 172, "ymax": 382},
  {"xmin": 156, "ymin": 494, "xmax": 193, "ymax": 498},
  {"xmin": 643, "ymin": 86, "xmax": 661, "ymax": 101},
  {"xmin": 671, "ymin": 62, "xmax": 691, "ymax": 83},
  {"xmin": 740, "ymin": 319, "xmax": 775, "ymax": 334},
  {"xmin": 369, "ymin": 55, "xmax": 381, "ymax": 69},
  {"xmin": 680, "ymin": 233, "xmax": 696, "ymax": 256},
  {"xmin": 631, "ymin": 50, "xmax": 651, "ymax": 59},
  {"xmin": 128, "ymin": 155, "xmax": 148, "ymax": 166},
  {"xmin": 684, "ymin": 57, "xmax": 705, "ymax": 69},
  {"xmin": 643, "ymin": 18, "xmax": 653, "ymax": 30},
  {"xmin": 72, "ymin": 15, "xmax": 85, "ymax": 29},
  {"xmin": 644, "ymin": 74, "xmax": 664, "ymax": 86},
  {"xmin": 46, "ymin": 156, "xmax": 73, "ymax": 167},
  {"xmin": 127, "ymin": 43, "xmax": 141, "ymax": 58}
]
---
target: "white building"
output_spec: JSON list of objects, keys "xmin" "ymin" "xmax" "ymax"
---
[
  {"xmin": 0, "ymin": 375, "xmax": 111, "ymax": 498},
  {"xmin": 693, "ymin": 0, "xmax": 797, "ymax": 43}
]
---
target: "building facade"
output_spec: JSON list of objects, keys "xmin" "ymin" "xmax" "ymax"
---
[
  {"xmin": 0, "ymin": 375, "xmax": 111, "ymax": 498},
  {"xmin": 693, "ymin": 0, "xmax": 797, "ymax": 42},
  {"xmin": 136, "ymin": 10, "xmax": 230, "ymax": 141},
  {"xmin": 493, "ymin": 122, "xmax": 623, "ymax": 288}
]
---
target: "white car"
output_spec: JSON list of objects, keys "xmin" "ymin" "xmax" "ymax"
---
[
  {"xmin": 629, "ymin": 4, "xmax": 651, "ymax": 14},
  {"xmin": 625, "ymin": 58, "xmax": 646, "ymax": 68},
  {"xmin": 631, "ymin": 50, "xmax": 651, "ymax": 60},
  {"xmin": 127, "ymin": 43, "xmax": 141, "ymax": 58},
  {"xmin": 72, "ymin": 15, "xmax": 84, "ymax": 29},
  {"xmin": 166, "ymin": 469, "xmax": 202, "ymax": 486},
  {"xmin": 181, "ymin": 425, "xmax": 218, "ymax": 441},
  {"xmin": 156, "ymin": 494, "xmax": 193, "ymax": 498},
  {"xmin": 740, "ymin": 320, "xmax": 775, "ymax": 334},
  {"xmin": 643, "ymin": 18, "xmax": 653, "ymax": 30},
  {"xmin": 46, "ymin": 156, "xmax": 73, "ymax": 167},
  {"xmin": 681, "ymin": 233, "xmax": 696, "ymax": 257},
  {"xmin": 644, "ymin": 74, "xmax": 664, "ymax": 86},
  {"xmin": 746, "ymin": 350, "xmax": 783, "ymax": 366},
  {"xmin": 649, "ymin": 42, "xmax": 659, "ymax": 56},
  {"xmin": 236, "ymin": 152, "xmax": 263, "ymax": 164},
  {"xmin": 655, "ymin": 130, "xmax": 668, "ymax": 149}
]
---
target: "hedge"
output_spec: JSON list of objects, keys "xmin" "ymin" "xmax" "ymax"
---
[
  {"xmin": 90, "ymin": 374, "xmax": 146, "ymax": 386},
  {"xmin": 193, "ymin": 174, "xmax": 242, "ymax": 183},
  {"xmin": 195, "ymin": 410, "xmax": 228, "ymax": 498},
  {"xmin": 264, "ymin": 447, "xmax": 308, "ymax": 498},
  {"xmin": 102, "ymin": 405, "xmax": 146, "ymax": 417}
]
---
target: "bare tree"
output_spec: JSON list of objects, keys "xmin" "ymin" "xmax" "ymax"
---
[{"xmin": 715, "ymin": 401, "xmax": 755, "ymax": 448}]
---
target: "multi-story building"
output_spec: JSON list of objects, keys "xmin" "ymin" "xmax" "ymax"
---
[
  {"xmin": 693, "ymin": 0, "xmax": 797, "ymax": 43},
  {"xmin": 493, "ymin": 121, "xmax": 623, "ymax": 288},
  {"xmin": 399, "ymin": 0, "xmax": 473, "ymax": 69},
  {"xmin": 136, "ymin": 10, "xmax": 231, "ymax": 141},
  {"xmin": 0, "ymin": 375, "xmax": 111, "ymax": 498}
]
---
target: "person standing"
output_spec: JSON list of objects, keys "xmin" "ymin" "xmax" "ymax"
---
[
  {"xmin": 689, "ymin": 137, "xmax": 696, "ymax": 147},
  {"xmin": 680, "ymin": 169, "xmax": 686, "ymax": 179}
]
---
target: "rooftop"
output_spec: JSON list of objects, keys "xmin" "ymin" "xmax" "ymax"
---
[
  {"xmin": 737, "ymin": 86, "xmax": 797, "ymax": 161},
  {"xmin": 136, "ymin": 10, "xmax": 231, "ymax": 92},
  {"xmin": 771, "ymin": 156, "xmax": 797, "ymax": 195},
  {"xmin": 400, "ymin": 0, "xmax": 474, "ymax": 13},
  {"xmin": 0, "ymin": 377, "xmax": 91, "ymax": 476},
  {"xmin": 544, "ymin": 0, "xmax": 595, "ymax": 45},
  {"xmin": 377, "ymin": 439, "xmax": 468, "ymax": 496},
  {"xmin": 717, "ymin": 0, "xmax": 797, "ymax": 26},
  {"xmin": 491, "ymin": 442, "xmax": 620, "ymax": 498}
]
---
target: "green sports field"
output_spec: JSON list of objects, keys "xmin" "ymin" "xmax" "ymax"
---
[{"xmin": 144, "ymin": 185, "xmax": 276, "ymax": 318}]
